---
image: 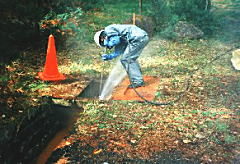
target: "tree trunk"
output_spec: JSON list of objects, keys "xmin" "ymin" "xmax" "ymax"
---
[
  {"xmin": 139, "ymin": 0, "xmax": 142, "ymax": 14},
  {"xmin": 205, "ymin": 0, "xmax": 211, "ymax": 10}
]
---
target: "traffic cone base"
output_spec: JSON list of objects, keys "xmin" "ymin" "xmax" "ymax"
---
[
  {"xmin": 38, "ymin": 72, "xmax": 66, "ymax": 81},
  {"xmin": 38, "ymin": 34, "xmax": 66, "ymax": 81}
]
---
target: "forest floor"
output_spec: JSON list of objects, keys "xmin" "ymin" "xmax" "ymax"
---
[
  {"xmin": 46, "ymin": 40, "xmax": 239, "ymax": 163},
  {"xmin": 44, "ymin": 2, "xmax": 240, "ymax": 163},
  {"xmin": 1, "ymin": 0, "xmax": 240, "ymax": 163}
]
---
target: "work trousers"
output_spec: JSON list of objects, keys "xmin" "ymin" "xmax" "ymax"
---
[{"xmin": 120, "ymin": 35, "xmax": 149, "ymax": 84}]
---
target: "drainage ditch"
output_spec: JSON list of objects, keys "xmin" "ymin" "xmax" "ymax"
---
[
  {"xmin": 78, "ymin": 78, "xmax": 106, "ymax": 99},
  {"xmin": 0, "ymin": 78, "xmax": 108, "ymax": 163},
  {"xmin": 0, "ymin": 78, "xmax": 200, "ymax": 163},
  {"xmin": 0, "ymin": 98, "xmax": 82, "ymax": 164}
]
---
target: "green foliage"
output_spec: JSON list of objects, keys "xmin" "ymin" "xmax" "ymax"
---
[
  {"xmin": 224, "ymin": 134, "xmax": 236, "ymax": 144},
  {"xmin": 216, "ymin": 121, "xmax": 228, "ymax": 132},
  {"xmin": 0, "ymin": 0, "xmax": 105, "ymax": 62},
  {"xmin": 45, "ymin": 0, "xmax": 104, "ymax": 12},
  {"xmin": 0, "ymin": 76, "xmax": 9, "ymax": 85},
  {"xmin": 150, "ymin": 0, "xmax": 214, "ymax": 35},
  {"xmin": 0, "ymin": 0, "xmax": 49, "ymax": 62},
  {"xmin": 202, "ymin": 111, "xmax": 217, "ymax": 117},
  {"xmin": 159, "ymin": 15, "xmax": 179, "ymax": 39},
  {"xmin": 151, "ymin": 0, "xmax": 172, "ymax": 30},
  {"xmin": 76, "ymin": 0, "xmax": 104, "ymax": 11},
  {"xmin": 28, "ymin": 83, "xmax": 48, "ymax": 92},
  {"xmin": 172, "ymin": 0, "xmax": 214, "ymax": 34},
  {"xmin": 39, "ymin": 7, "xmax": 83, "ymax": 46},
  {"xmin": 169, "ymin": 0, "xmax": 211, "ymax": 19}
]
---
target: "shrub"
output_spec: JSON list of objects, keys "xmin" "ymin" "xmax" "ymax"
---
[
  {"xmin": 150, "ymin": 0, "xmax": 213, "ymax": 35},
  {"xmin": 75, "ymin": 0, "xmax": 104, "ymax": 11},
  {"xmin": 0, "ymin": 0, "xmax": 50, "ymax": 62},
  {"xmin": 151, "ymin": 0, "xmax": 172, "ymax": 31},
  {"xmin": 0, "ymin": 0, "xmax": 105, "ymax": 62},
  {"xmin": 170, "ymin": 0, "xmax": 213, "ymax": 34},
  {"xmin": 39, "ymin": 7, "xmax": 84, "ymax": 48}
]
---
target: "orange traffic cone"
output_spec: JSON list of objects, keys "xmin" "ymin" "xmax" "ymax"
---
[{"xmin": 38, "ymin": 34, "xmax": 66, "ymax": 81}]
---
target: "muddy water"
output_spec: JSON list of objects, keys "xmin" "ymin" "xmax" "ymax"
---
[
  {"xmin": 36, "ymin": 79, "xmax": 107, "ymax": 163},
  {"xmin": 0, "ymin": 102, "xmax": 82, "ymax": 164},
  {"xmin": 36, "ymin": 113, "xmax": 79, "ymax": 164}
]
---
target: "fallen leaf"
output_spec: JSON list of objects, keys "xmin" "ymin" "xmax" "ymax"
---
[
  {"xmin": 56, "ymin": 157, "xmax": 69, "ymax": 164},
  {"xmin": 93, "ymin": 149, "xmax": 102, "ymax": 155},
  {"xmin": 130, "ymin": 139, "xmax": 137, "ymax": 144},
  {"xmin": 110, "ymin": 141, "xmax": 126, "ymax": 147},
  {"xmin": 183, "ymin": 139, "xmax": 191, "ymax": 144},
  {"xmin": 195, "ymin": 133, "xmax": 205, "ymax": 139},
  {"xmin": 32, "ymin": 98, "xmax": 38, "ymax": 102},
  {"xmin": 16, "ymin": 88, "xmax": 24, "ymax": 93},
  {"xmin": 221, "ymin": 114, "xmax": 230, "ymax": 119},
  {"xmin": 65, "ymin": 141, "xmax": 71, "ymax": 146}
]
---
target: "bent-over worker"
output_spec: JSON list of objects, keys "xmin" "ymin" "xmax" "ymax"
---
[{"xmin": 94, "ymin": 24, "xmax": 149, "ymax": 88}]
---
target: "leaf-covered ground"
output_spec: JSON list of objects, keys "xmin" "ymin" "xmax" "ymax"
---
[
  {"xmin": 1, "ymin": 0, "xmax": 240, "ymax": 163},
  {"xmin": 44, "ymin": 32, "xmax": 239, "ymax": 163}
]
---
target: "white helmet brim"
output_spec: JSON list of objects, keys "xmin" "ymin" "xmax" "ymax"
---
[{"xmin": 94, "ymin": 30, "xmax": 104, "ymax": 47}]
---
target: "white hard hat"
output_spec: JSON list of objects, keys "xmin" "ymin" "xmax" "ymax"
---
[
  {"xmin": 231, "ymin": 49, "xmax": 240, "ymax": 70},
  {"xmin": 94, "ymin": 30, "xmax": 104, "ymax": 47}
]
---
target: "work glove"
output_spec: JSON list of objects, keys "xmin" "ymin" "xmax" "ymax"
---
[
  {"xmin": 101, "ymin": 54, "xmax": 112, "ymax": 61},
  {"xmin": 101, "ymin": 52, "xmax": 121, "ymax": 61}
]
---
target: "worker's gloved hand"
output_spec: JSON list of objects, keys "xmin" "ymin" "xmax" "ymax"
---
[
  {"xmin": 101, "ymin": 52, "xmax": 120, "ymax": 61},
  {"xmin": 101, "ymin": 54, "xmax": 113, "ymax": 61}
]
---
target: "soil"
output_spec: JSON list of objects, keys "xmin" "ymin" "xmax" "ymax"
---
[
  {"xmin": 38, "ymin": 1, "xmax": 240, "ymax": 163},
  {"xmin": 2, "ymin": 1, "xmax": 240, "ymax": 163}
]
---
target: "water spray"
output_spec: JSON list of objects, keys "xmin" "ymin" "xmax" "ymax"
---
[
  {"xmin": 99, "ymin": 60, "xmax": 127, "ymax": 100},
  {"xmin": 99, "ymin": 47, "xmax": 106, "ymax": 97}
]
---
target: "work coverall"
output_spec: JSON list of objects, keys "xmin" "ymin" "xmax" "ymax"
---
[{"xmin": 102, "ymin": 24, "xmax": 149, "ymax": 85}]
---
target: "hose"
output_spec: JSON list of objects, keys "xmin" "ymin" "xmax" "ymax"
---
[{"xmin": 128, "ymin": 44, "xmax": 240, "ymax": 106}]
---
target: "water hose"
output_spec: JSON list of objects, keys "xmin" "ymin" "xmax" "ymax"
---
[{"xmin": 128, "ymin": 44, "xmax": 240, "ymax": 106}]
